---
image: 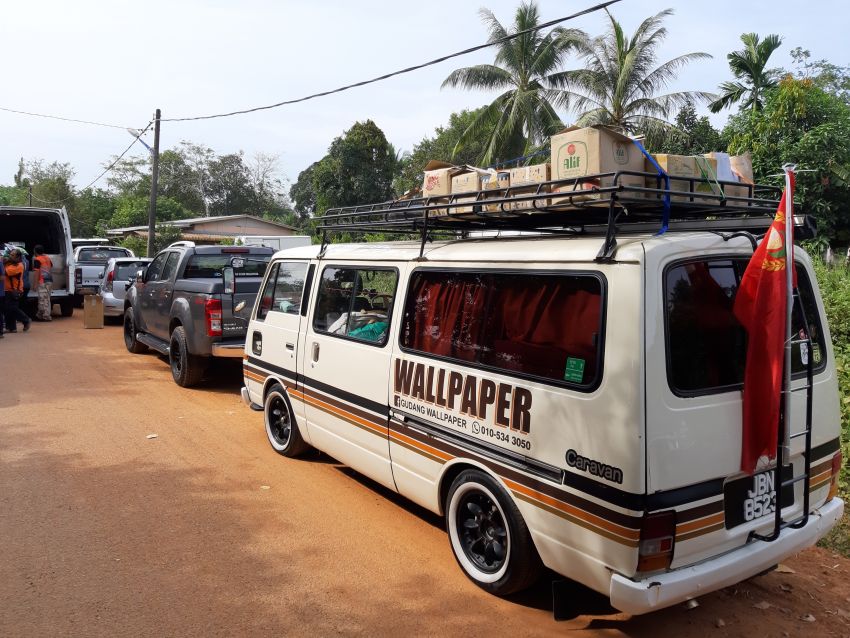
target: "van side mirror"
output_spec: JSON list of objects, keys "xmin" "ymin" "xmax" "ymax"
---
[{"xmin": 223, "ymin": 266, "xmax": 236, "ymax": 295}]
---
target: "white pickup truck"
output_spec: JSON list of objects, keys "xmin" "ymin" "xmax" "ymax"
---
[{"xmin": 74, "ymin": 245, "xmax": 135, "ymax": 302}]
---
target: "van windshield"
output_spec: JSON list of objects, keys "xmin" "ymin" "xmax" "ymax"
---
[{"xmin": 665, "ymin": 258, "xmax": 826, "ymax": 395}]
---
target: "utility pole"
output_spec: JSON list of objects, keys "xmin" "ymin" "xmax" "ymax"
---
[{"xmin": 147, "ymin": 108, "xmax": 162, "ymax": 257}]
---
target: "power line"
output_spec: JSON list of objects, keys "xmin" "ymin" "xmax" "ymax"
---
[
  {"xmin": 163, "ymin": 0, "xmax": 621, "ymax": 122},
  {"xmin": 0, "ymin": 106, "xmax": 138, "ymax": 130}
]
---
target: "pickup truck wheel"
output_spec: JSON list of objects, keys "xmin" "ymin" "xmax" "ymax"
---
[
  {"xmin": 264, "ymin": 384, "xmax": 310, "ymax": 457},
  {"xmin": 123, "ymin": 308, "xmax": 147, "ymax": 354},
  {"xmin": 169, "ymin": 326, "xmax": 206, "ymax": 387},
  {"xmin": 59, "ymin": 298, "xmax": 74, "ymax": 318},
  {"xmin": 446, "ymin": 469, "xmax": 542, "ymax": 596}
]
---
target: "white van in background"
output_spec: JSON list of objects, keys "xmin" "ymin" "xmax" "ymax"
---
[{"xmin": 0, "ymin": 206, "xmax": 75, "ymax": 317}]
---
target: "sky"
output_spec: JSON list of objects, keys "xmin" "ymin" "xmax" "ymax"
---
[{"xmin": 1, "ymin": 0, "xmax": 847, "ymax": 193}]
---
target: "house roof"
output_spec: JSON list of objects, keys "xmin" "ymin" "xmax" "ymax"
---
[{"xmin": 105, "ymin": 214, "xmax": 297, "ymax": 235}]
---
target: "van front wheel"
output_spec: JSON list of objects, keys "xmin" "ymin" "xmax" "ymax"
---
[
  {"xmin": 446, "ymin": 469, "xmax": 541, "ymax": 596},
  {"xmin": 264, "ymin": 384, "xmax": 310, "ymax": 457}
]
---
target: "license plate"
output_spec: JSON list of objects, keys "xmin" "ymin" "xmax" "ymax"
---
[{"xmin": 724, "ymin": 467, "xmax": 794, "ymax": 529}]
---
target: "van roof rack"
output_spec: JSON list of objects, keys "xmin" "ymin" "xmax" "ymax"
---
[{"xmin": 318, "ymin": 170, "xmax": 809, "ymax": 262}]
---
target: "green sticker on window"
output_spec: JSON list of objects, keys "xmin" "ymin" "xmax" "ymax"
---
[{"xmin": 564, "ymin": 357, "xmax": 585, "ymax": 383}]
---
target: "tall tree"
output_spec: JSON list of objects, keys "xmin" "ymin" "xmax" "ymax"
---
[
  {"xmin": 708, "ymin": 33, "xmax": 782, "ymax": 113},
  {"xmin": 639, "ymin": 101, "xmax": 724, "ymax": 154},
  {"xmin": 442, "ymin": 1, "xmax": 582, "ymax": 165},
  {"xmin": 312, "ymin": 120, "xmax": 396, "ymax": 214},
  {"xmin": 791, "ymin": 47, "xmax": 850, "ymax": 104},
  {"xmin": 725, "ymin": 76, "xmax": 850, "ymax": 239},
  {"xmin": 552, "ymin": 9, "xmax": 712, "ymax": 134},
  {"xmin": 290, "ymin": 162, "xmax": 318, "ymax": 220}
]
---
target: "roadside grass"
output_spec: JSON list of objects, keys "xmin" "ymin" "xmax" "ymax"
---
[{"xmin": 811, "ymin": 257, "xmax": 850, "ymax": 556}]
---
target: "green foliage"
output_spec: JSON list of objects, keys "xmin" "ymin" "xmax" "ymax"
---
[
  {"xmin": 117, "ymin": 235, "xmax": 147, "ymax": 257},
  {"xmin": 395, "ymin": 108, "xmax": 490, "ymax": 195},
  {"xmin": 290, "ymin": 162, "xmax": 318, "ymax": 219},
  {"xmin": 442, "ymin": 1, "xmax": 579, "ymax": 165},
  {"xmin": 810, "ymin": 257, "xmax": 850, "ymax": 555},
  {"xmin": 640, "ymin": 102, "xmax": 724, "ymax": 154},
  {"xmin": 553, "ymin": 9, "xmax": 712, "ymax": 135},
  {"xmin": 791, "ymin": 47, "xmax": 850, "ymax": 104},
  {"xmin": 725, "ymin": 77, "xmax": 850, "ymax": 240},
  {"xmin": 312, "ymin": 120, "xmax": 396, "ymax": 215},
  {"xmin": 709, "ymin": 33, "xmax": 783, "ymax": 113},
  {"xmin": 107, "ymin": 195, "xmax": 188, "ymax": 229},
  {"xmin": 0, "ymin": 185, "xmax": 27, "ymax": 206}
]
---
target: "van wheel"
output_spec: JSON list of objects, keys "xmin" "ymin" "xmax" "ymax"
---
[
  {"xmin": 59, "ymin": 299, "xmax": 74, "ymax": 317},
  {"xmin": 446, "ymin": 469, "xmax": 541, "ymax": 596},
  {"xmin": 169, "ymin": 326, "xmax": 206, "ymax": 387},
  {"xmin": 265, "ymin": 384, "xmax": 310, "ymax": 457},
  {"xmin": 123, "ymin": 308, "xmax": 147, "ymax": 354}
]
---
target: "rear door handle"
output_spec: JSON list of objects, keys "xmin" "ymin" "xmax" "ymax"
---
[
  {"xmin": 311, "ymin": 342, "xmax": 320, "ymax": 362},
  {"xmin": 286, "ymin": 342, "xmax": 295, "ymax": 351}
]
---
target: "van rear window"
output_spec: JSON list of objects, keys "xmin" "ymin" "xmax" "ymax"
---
[
  {"xmin": 401, "ymin": 270, "xmax": 604, "ymax": 388},
  {"xmin": 665, "ymin": 258, "xmax": 826, "ymax": 395},
  {"xmin": 184, "ymin": 254, "xmax": 269, "ymax": 278}
]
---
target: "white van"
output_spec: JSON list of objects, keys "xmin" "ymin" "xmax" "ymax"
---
[
  {"xmin": 239, "ymin": 183, "xmax": 843, "ymax": 614},
  {"xmin": 0, "ymin": 206, "xmax": 75, "ymax": 316}
]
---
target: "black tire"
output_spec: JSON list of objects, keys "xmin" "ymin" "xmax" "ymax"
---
[
  {"xmin": 446, "ymin": 469, "xmax": 542, "ymax": 596},
  {"xmin": 123, "ymin": 307, "xmax": 147, "ymax": 354},
  {"xmin": 264, "ymin": 384, "xmax": 310, "ymax": 457},
  {"xmin": 59, "ymin": 298, "xmax": 74, "ymax": 318},
  {"xmin": 169, "ymin": 326, "xmax": 207, "ymax": 387}
]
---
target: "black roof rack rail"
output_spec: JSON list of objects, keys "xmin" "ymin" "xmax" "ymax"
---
[{"xmin": 318, "ymin": 170, "xmax": 807, "ymax": 261}]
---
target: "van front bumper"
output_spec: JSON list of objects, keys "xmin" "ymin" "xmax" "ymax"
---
[{"xmin": 610, "ymin": 497, "xmax": 844, "ymax": 615}]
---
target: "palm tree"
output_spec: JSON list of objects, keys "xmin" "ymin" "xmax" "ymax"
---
[
  {"xmin": 708, "ymin": 33, "xmax": 783, "ymax": 113},
  {"xmin": 550, "ymin": 9, "xmax": 712, "ymax": 135},
  {"xmin": 442, "ymin": 2, "xmax": 583, "ymax": 166}
]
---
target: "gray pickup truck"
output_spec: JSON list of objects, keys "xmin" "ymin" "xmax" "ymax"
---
[{"xmin": 123, "ymin": 243, "xmax": 273, "ymax": 387}]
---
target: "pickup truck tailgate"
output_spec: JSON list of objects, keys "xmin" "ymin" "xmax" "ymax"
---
[{"xmin": 223, "ymin": 283, "xmax": 262, "ymax": 337}]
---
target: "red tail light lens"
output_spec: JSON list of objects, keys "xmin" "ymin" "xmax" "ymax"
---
[
  {"xmin": 828, "ymin": 451, "xmax": 843, "ymax": 502},
  {"xmin": 205, "ymin": 299, "xmax": 223, "ymax": 337},
  {"xmin": 75, "ymin": 268, "xmax": 82, "ymax": 286},
  {"xmin": 638, "ymin": 511, "xmax": 676, "ymax": 573},
  {"xmin": 105, "ymin": 269, "xmax": 114, "ymax": 292}
]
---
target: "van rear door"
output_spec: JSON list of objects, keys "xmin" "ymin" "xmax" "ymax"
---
[{"xmin": 644, "ymin": 240, "xmax": 839, "ymax": 567}]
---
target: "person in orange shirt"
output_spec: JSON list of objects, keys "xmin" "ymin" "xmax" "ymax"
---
[
  {"xmin": 3, "ymin": 249, "xmax": 31, "ymax": 333},
  {"xmin": 33, "ymin": 245, "xmax": 53, "ymax": 321}
]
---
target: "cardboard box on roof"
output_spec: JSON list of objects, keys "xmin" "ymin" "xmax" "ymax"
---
[
  {"xmin": 480, "ymin": 170, "xmax": 511, "ymax": 213},
  {"xmin": 550, "ymin": 126, "xmax": 644, "ymax": 205},
  {"xmin": 644, "ymin": 154, "xmax": 720, "ymax": 204},
  {"xmin": 451, "ymin": 167, "xmax": 491, "ymax": 215},
  {"xmin": 422, "ymin": 160, "xmax": 461, "ymax": 216},
  {"xmin": 705, "ymin": 152, "xmax": 754, "ymax": 202},
  {"xmin": 508, "ymin": 163, "xmax": 550, "ymax": 211}
]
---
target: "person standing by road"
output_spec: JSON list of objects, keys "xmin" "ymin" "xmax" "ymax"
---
[
  {"xmin": 33, "ymin": 245, "xmax": 53, "ymax": 321},
  {"xmin": 0, "ymin": 256, "xmax": 5, "ymax": 338},
  {"xmin": 3, "ymin": 249, "xmax": 31, "ymax": 333}
]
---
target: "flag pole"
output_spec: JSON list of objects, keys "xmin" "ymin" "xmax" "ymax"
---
[{"xmin": 781, "ymin": 163, "xmax": 796, "ymax": 466}]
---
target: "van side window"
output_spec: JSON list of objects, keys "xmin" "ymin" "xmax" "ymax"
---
[
  {"xmin": 256, "ymin": 262, "xmax": 280, "ymax": 321},
  {"xmin": 272, "ymin": 262, "xmax": 309, "ymax": 315},
  {"xmin": 665, "ymin": 258, "xmax": 827, "ymax": 395},
  {"xmin": 313, "ymin": 267, "xmax": 398, "ymax": 345},
  {"xmin": 401, "ymin": 270, "xmax": 604, "ymax": 388}
]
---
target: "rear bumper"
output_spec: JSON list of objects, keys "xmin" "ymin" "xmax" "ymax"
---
[
  {"xmin": 240, "ymin": 386, "xmax": 263, "ymax": 411},
  {"xmin": 610, "ymin": 497, "xmax": 844, "ymax": 615},
  {"xmin": 102, "ymin": 294, "xmax": 124, "ymax": 316},
  {"xmin": 211, "ymin": 341, "xmax": 245, "ymax": 358}
]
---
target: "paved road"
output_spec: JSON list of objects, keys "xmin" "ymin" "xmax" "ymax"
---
[{"xmin": 2, "ymin": 318, "xmax": 848, "ymax": 637}]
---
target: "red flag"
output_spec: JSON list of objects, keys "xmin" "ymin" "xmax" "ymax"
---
[{"xmin": 733, "ymin": 173, "xmax": 796, "ymax": 474}]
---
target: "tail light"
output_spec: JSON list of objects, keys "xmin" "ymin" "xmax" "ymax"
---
[
  {"xmin": 104, "ymin": 269, "xmax": 114, "ymax": 292},
  {"xmin": 205, "ymin": 299, "xmax": 223, "ymax": 337},
  {"xmin": 75, "ymin": 268, "xmax": 82, "ymax": 287},
  {"xmin": 637, "ymin": 511, "xmax": 676, "ymax": 573},
  {"xmin": 827, "ymin": 450, "xmax": 843, "ymax": 502}
]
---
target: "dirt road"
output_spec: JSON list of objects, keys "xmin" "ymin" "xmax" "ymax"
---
[{"xmin": 1, "ymin": 318, "xmax": 848, "ymax": 637}]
